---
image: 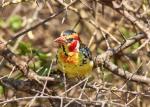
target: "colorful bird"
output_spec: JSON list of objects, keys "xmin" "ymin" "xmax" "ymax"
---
[{"xmin": 54, "ymin": 30, "xmax": 93, "ymax": 78}]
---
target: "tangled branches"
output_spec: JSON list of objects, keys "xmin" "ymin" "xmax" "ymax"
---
[{"xmin": 0, "ymin": 0, "xmax": 150, "ymax": 106}]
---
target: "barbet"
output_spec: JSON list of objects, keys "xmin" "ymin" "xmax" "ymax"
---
[{"xmin": 54, "ymin": 30, "xmax": 93, "ymax": 78}]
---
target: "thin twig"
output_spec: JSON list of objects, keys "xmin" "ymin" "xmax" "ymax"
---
[{"xmin": 7, "ymin": 0, "xmax": 78, "ymax": 45}]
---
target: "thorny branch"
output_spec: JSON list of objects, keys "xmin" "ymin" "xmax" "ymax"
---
[
  {"xmin": 6, "ymin": 0, "xmax": 78, "ymax": 44},
  {"xmin": 95, "ymin": 33, "xmax": 150, "ymax": 84},
  {"xmin": 0, "ymin": 41, "xmax": 55, "ymax": 81},
  {"xmin": 0, "ymin": 0, "xmax": 150, "ymax": 106},
  {"xmin": 0, "ymin": 0, "xmax": 78, "ymax": 81},
  {"xmin": 0, "ymin": 94, "xmax": 125, "ymax": 106},
  {"xmin": 0, "ymin": 0, "xmax": 79, "ymax": 83}
]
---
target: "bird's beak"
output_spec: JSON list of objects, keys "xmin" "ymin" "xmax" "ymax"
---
[{"xmin": 54, "ymin": 36, "xmax": 66, "ymax": 44}]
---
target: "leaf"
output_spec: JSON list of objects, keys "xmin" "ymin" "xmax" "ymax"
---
[
  {"xmin": 34, "ymin": 50, "xmax": 48, "ymax": 60},
  {"xmin": 8, "ymin": 15, "xmax": 22, "ymax": 31},
  {"xmin": 18, "ymin": 42, "xmax": 31, "ymax": 55},
  {"xmin": 36, "ymin": 66, "xmax": 50, "ymax": 76},
  {"xmin": 123, "ymin": 63, "xmax": 129, "ymax": 70},
  {"xmin": 131, "ymin": 42, "xmax": 139, "ymax": 49},
  {"xmin": 119, "ymin": 27, "xmax": 135, "ymax": 38},
  {"xmin": 0, "ymin": 85, "xmax": 4, "ymax": 96}
]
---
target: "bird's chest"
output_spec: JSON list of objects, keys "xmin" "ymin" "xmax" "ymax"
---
[
  {"xmin": 57, "ymin": 49, "xmax": 93, "ymax": 78},
  {"xmin": 58, "ymin": 51, "xmax": 79, "ymax": 65}
]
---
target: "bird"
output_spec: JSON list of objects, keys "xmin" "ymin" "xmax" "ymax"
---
[{"xmin": 54, "ymin": 30, "xmax": 93, "ymax": 78}]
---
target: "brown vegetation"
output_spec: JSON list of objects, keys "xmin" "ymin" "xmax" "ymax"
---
[{"xmin": 0, "ymin": 0, "xmax": 150, "ymax": 106}]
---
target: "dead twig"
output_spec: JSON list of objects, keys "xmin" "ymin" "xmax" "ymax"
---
[{"xmin": 95, "ymin": 33, "xmax": 150, "ymax": 84}]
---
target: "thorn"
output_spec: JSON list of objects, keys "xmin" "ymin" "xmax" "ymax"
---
[
  {"xmin": 104, "ymin": 34, "xmax": 111, "ymax": 50},
  {"xmin": 118, "ymin": 30, "xmax": 127, "ymax": 45},
  {"xmin": 119, "ymin": 30, "xmax": 127, "ymax": 42},
  {"xmin": 62, "ymin": 9, "xmax": 68, "ymax": 24}
]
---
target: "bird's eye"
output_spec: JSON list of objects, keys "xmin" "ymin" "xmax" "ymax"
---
[{"xmin": 67, "ymin": 38, "xmax": 74, "ymax": 43}]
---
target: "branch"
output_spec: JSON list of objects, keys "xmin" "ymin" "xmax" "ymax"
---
[
  {"xmin": 7, "ymin": 0, "xmax": 78, "ymax": 45},
  {"xmin": 95, "ymin": 33, "xmax": 150, "ymax": 84},
  {"xmin": 1, "ymin": 77, "xmax": 41, "ymax": 94},
  {"xmin": 0, "ymin": 41, "xmax": 56, "ymax": 82},
  {"xmin": 0, "ymin": 94, "xmax": 124, "ymax": 106},
  {"xmin": 0, "ymin": 0, "xmax": 79, "ymax": 85},
  {"xmin": 104, "ymin": 61, "xmax": 150, "ymax": 84},
  {"xmin": 98, "ymin": 0, "xmax": 150, "ymax": 38},
  {"xmin": 95, "ymin": 33, "xmax": 146, "ymax": 62}
]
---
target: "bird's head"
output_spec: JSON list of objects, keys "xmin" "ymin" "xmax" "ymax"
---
[{"xmin": 54, "ymin": 30, "xmax": 81, "ymax": 52}]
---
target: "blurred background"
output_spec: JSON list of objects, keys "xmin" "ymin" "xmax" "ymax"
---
[{"xmin": 0, "ymin": 0, "xmax": 150, "ymax": 107}]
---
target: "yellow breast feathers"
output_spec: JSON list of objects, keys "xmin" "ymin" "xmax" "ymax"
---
[{"xmin": 57, "ymin": 50, "xmax": 93, "ymax": 78}]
